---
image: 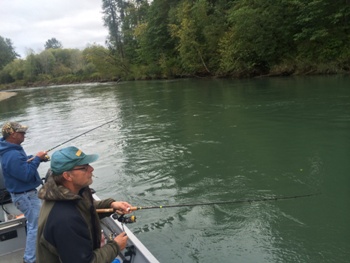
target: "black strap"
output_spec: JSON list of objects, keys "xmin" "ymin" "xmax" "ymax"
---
[
  {"xmin": 0, "ymin": 188, "xmax": 11, "ymax": 204},
  {"xmin": 122, "ymin": 245, "xmax": 136, "ymax": 263}
]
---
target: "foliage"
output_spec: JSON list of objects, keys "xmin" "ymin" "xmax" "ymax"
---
[
  {"xmin": 1, "ymin": 0, "xmax": 350, "ymax": 88},
  {"xmin": 83, "ymin": 44, "xmax": 120, "ymax": 79},
  {"xmin": 3, "ymin": 59, "xmax": 25, "ymax": 80},
  {"xmin": 0, "ymin": 44, "xmax": 122, "ymax": 86},
  {"xmin": 219, "ymin": 0, "xmax": 300, "ymax": 76},
  {"xmin": 0, "ymin": 36, "xmax": 19, "ymax": 70},
  {"xmin": 44, "ymin": 38, "xmax": 63, "ymax": 49},
  {"xmin": 294, "ymin": 0, "xmax": 350, "ymax": 65},
  {"xmin": 170, "ymin": 0, "xmax": 228, "ymax": 75}
]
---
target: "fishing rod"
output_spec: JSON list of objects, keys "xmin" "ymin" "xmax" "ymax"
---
[
  {"xmin": 46, "ymin": 118, "xmax": 117, "ymax": 152},
  {"xmin": 96, "ymin": 193, "xmax": 320, "ymax": 214},
  {"xmin": 28, "ymin": 118, "xmax": 117, "ymax": 162}
]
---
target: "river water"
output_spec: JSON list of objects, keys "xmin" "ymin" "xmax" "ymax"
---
[{"xmin": 1, "ymin": 76, "xmax": 349, "ymax": 263}]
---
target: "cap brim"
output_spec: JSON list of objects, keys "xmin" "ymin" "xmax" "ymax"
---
[
  {"xmin": 75, "ymin": 154, "xmax": 99, "ymax": 166},
  {"xmin": 16, "ymin": 127, "xmax": 28, "ymax": 133}
]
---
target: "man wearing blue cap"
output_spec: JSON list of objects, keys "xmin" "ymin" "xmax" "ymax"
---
[{"xmin": 36, "ymin": 146, "xmax": 131, "ymax": 263}]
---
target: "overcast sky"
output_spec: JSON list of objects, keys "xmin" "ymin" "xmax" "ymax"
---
[{"xmin": 0, "ymin": 0, "xmax": 109, "ymax": 58}]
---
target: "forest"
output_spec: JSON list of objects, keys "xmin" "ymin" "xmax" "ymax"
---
[{"xmin": 0, "ymin": 0, "xmax": 349, "ymax": 89}]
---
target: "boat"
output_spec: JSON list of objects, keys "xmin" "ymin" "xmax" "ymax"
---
[
  {"xmin": 0, "ymin": 180, "xmax": 27, "ymax": 263},
  {"xmin": 94, "ymin": 194, "xmax": 160, "ymax": 263},
  {"xmin": 0, "ymin": 217, "xmax": 27, "ymax": 262},
  {"xmin": 0, "ymin": 174, "xmax": 159, "ymax": 263}
]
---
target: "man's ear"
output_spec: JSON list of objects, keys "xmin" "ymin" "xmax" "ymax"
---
[{"xmin": 62, "ymin": 171, "xmax": 72, "ymax": 181}]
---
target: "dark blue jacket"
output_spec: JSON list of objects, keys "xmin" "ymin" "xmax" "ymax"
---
[
  {"xmin": 0, "ymin": 137, "xmax": 42, "ymax": 193},
  {"xmin": 37, "ymin": 177, "xmax": 120, "ymax": 263}
]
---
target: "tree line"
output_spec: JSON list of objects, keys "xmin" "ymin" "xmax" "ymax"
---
[{"xmin": 1, "ymin": 0, "xmax": 349, "ymax": 89}]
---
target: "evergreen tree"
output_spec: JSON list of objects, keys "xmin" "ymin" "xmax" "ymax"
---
[
  {"xmin": 0, "ymin": 36, "xmax": 19, "ymax": 70},
  {"xmin": 45, "ymin": 38, "xmax": 63, "ymax": 49}
]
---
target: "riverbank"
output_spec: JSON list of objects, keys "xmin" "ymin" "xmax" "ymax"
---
[
  {"xmin": 0, "ymin": 91, "xmax": 17, "ymax": 101},
  {"xmin": 0, "ymin": 72, "xmax": 348, "ymax": 94}
]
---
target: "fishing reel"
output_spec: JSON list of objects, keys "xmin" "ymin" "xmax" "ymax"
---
[
  {"xmin": 112, "ymin": 213, "xmax": 136, "ymax": 224},
  {"xmin": 43, "ymin": 155, "xmax": 50, "ymax": 162}
]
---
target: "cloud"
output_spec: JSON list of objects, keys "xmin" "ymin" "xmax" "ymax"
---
[{"xmin": 0, "ymin": 0, "xmax": 108, "ymax": 57}]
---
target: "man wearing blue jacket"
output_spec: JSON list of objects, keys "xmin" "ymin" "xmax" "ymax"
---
[{"xmin": 0, "ymin": 121, "xmax": 47, "ymax": 263}]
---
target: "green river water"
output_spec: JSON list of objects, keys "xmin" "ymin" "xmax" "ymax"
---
[{"xmin": 1, "ymin": 76, "xmax": 349, "ymax": 262}]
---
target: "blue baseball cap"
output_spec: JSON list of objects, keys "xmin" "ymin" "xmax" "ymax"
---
[{"xmin": 50, "ymin": 146, "xmax": 99, "ymax": 175}]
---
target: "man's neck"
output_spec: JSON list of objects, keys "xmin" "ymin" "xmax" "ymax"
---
[
  {"xmin": 6, "ymin": 138, "xmax": 20, "ymax": 145},
  {"xmin": 61, "ymin": 182, "xmax": 80, "ymax": 195}
]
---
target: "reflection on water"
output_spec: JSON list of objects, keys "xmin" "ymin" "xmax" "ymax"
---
[{"xmin": 1, "ymin": 76, "xmax": 350, "ymax": 262}]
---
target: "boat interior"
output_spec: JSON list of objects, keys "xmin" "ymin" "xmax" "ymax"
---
[{"xmin": 0, "ymin": 188, "xmax": 27, "ymax": 262}]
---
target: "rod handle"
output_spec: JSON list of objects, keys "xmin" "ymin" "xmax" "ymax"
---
[
  {"xmin": 27, "ymin": 154, "xmax": 50, "ymax": 163},
  {"xmin": 96, "ymin": 208, "xmax": 115, "ymax": 214},
  {"xmin": 129, "ymin": 206, "xmax": 139, "ymax": 211}
]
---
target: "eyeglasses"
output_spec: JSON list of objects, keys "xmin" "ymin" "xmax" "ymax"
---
[{"xmin": 69, "ymin": 164, "xmax": 90, "ymax": 172}]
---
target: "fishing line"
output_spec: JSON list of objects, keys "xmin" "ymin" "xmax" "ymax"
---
[{"xmin": 96, "ymin": 193, "xmax": 320, "ymax": 214}]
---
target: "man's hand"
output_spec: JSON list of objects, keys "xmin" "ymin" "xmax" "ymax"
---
[
  {"xmin": 111, "ymin": 201, "xmax": 132, "ymax": 214},
  {"xmin": 114, "ymin": 232, "xmax": 128, "ymax": 250},
  {"xmin": 36, "ymin": 151, "xmax": 49, "ymax": 161}
]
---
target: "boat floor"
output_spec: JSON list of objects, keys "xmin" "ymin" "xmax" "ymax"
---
[{"xmin": 0, "ymin": 249, "xmax": 24, "ymax": 263}]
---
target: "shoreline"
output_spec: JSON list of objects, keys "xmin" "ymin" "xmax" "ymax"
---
[{"xmin": 0, "ymin": 91, "xmax": 17, "ymax": 101}]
